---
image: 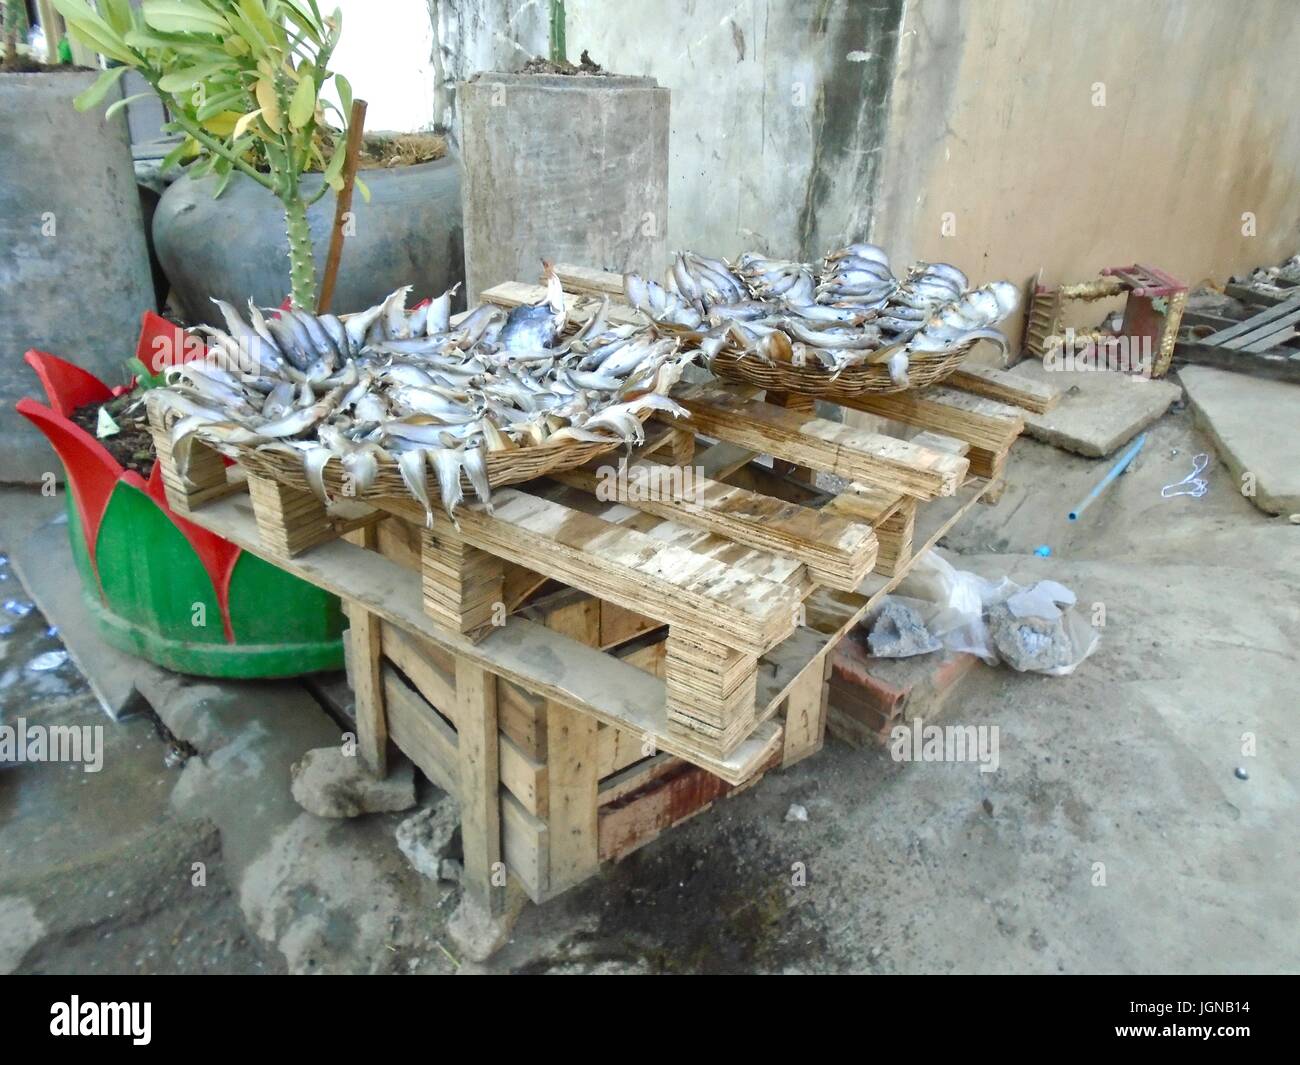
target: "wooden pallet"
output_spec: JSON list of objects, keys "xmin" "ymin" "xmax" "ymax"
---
[
  {"xmin": 154, "ymin": 263, "xmax": 1052, "ymax": 943},
  {"xmin": 1178, "ymin": 293, "xmax": 1300, "ymax": 384}
]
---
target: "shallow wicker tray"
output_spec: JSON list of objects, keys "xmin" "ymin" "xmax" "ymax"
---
[
  {"xmin": 201, "ymin": 411, "xmax": 650, "ymax": 502},
  {"xmin": 708, "ymin": 341, "xmax": 975, "ymax": 398}
]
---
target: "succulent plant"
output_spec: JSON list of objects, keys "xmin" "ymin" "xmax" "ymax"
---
[{"xmin": 55, "ymin": 0, "xmax": 363, "ymax": 310}]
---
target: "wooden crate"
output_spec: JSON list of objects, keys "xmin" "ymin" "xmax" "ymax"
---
[{"xmin": 154, "ymin": 263, "xmax": 1054, "ymax": 939}]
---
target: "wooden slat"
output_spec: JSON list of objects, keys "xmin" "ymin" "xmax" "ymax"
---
[
  {"xmin": 552, "ymin": 461, "xmax": 878, "ymax": 591},
  {"xmin": 545, "ymin": 701, "xmax": 600, "ymax": 891},
  {"xmin": 1202, "ymin": 295, "xmax": 1300, "ymax": 345},
  {"xmin": 673, "ymin": 384, "xmax": 969, "ymax": 499},
  {"xmin": 343, "ymin": 528, "xmax": 386, "ymax": 775},
  {"xmin": 948, "ymin": 365, "xmax": 1060, "ymax": 413},
  {"xmin": 1229, "ymin": 317, "xmax": 1300, "ymax": 351},
  {"xmin": 383, "ymin": 490, "xmax": 802, "ymax": 657},
  {"xmin": 181, "ymin": 494, "xmax": 781, "ymax": 784},
  {"xmin": 781, "ymin": 654, "xmax": 831, "ymax": 767},
  {"xmin": 552, "ymin": 262, "xmax": 627, "ymax": 297},
  {"xmin": 380, "ymin": 622, "xmax": 457, "ymax": 716},
  {"xmin": 383, "ymin": 665, "xmax": 457, "ymax": 796},
  {"xmin": 456, "ymin": 657, "xmax": 504, "ymax": 915}
]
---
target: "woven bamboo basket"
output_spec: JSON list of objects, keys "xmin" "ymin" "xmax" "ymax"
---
[
  {"xmin": 707, "ymin": 340, "xmax": 975, "ymax": 398},
  {"xmin": 169, "ymin": 410, "xmax": 651, "ymax": 503}
]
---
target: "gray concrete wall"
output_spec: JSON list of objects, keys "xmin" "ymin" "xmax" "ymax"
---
[{"xmin": 430, "ymin": 0, "xmax": 905, "ymax": 270}]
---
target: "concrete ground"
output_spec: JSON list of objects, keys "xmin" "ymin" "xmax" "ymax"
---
[{"xmin": 1, "ymin": 399, "xmax": 1296, "ymax": 974}]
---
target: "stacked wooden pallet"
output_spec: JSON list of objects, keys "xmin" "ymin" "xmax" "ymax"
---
[{"xmin": 152, "ymin": 262, "xmax": 1055, "ymax": 933}]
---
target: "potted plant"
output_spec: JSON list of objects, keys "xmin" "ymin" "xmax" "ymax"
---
[
  {"xmin": 16, "ymin": 315, "xmax": 346, "ymax": 677},
  {"xmin": 10, "ymin": 0, "xmax": 375, "ymax": 677},
  {"xmin": 52, "ymin": 0, "xmax": 461, "ymax": 324},
  {"xmin": 457, "ymin": 0, "xmax": 669, "ymax": 299},
  {"xmin": 1, "ymin": 2, "xmax": 155, "ymax": 482}
]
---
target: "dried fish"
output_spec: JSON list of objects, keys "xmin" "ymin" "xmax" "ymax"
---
[{"xmin": 156, "ymin": 272, "xmax": 695, "ymax": 522}]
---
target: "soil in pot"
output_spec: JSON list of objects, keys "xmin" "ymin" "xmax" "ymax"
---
[
  {"xmin": 70, "ymin": 398, "xmax": 155, "ymax": 480},
  {"xmin": 519, "ymin": 50, "xmax": 608, "ymax": 76}
]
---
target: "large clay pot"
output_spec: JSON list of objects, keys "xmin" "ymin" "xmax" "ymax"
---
[
  {"xmin": 151, "ymin": 156, "xmax": 464, "ymax": 326},
  {"xmin": 16, "ymin": 316, "xmax": 346, "ymax": 679},
  {"xmin": 0, "ymin": 70, "xmax": 156, "ymax": 483}
]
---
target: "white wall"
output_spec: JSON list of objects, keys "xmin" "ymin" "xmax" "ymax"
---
[{"xmin": 331, "ymin": 0, "xmax": 440, "ymax": 132}]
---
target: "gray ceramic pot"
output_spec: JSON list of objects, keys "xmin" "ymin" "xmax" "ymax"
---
[
  {"xmin": 152, "ymin": 154, "xmax": 464, "ymax": 325},
  {"xmin": 0, "ymin": 70, "xmax": 155, "ymax": 483}
]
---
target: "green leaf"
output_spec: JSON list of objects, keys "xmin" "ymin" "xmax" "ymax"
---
[
  {"xmin": 99, "ymin": 0, "xmax": 137, "ymax": 35},
  {"xmin": 56, "ymin": 11, "xmax": 138, "ymax": 66},
  {"xmin": 211, "ymin": 156, "xmax": 235, "ymax": 198},
  {"xmin": 104, "ymin": 92, "xmax": 153, "ymax": 120},
  {"xmin": 158, "ymin": 137, "xmax": 191, "ymax": 174},
  {"xmin": 287, "ymin": 72, "xmax": 316, "ymax": 129},
  {"xmin": 354, "ymin": 175, "xmax": 370, "ymax": 204},
  {"xmin": 237, "ymin": 0, "xmax": 281, "ymax": 50},
  {"xmin": 196, "ymin": 88, "xmax": 247, "ymax": 121},
  {"xmin": 141, "ymin": 0, "xmax": 229, "ymax": 36},
  {"xmin": 320, "ymin": 140, "xmax": 345, "ymax": 189},
  {"xmin": 333, "ymin": 72, "xmax": 351, "ymax": 119},
  {"xmin": 157, "ymin": 60, "xmax": 232, "ymax": 92},
  {"xmin": 278, "ymin": 1, "xmax": 325, "ymax": 44},
  {"xmin": 72, "ymin": 65, "xmax": 128, "ymax": 111}
]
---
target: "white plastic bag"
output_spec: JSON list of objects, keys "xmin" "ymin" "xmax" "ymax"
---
[{"xmin": 867, "ymin": 555, "xmax": 1100, "ymax": 675}]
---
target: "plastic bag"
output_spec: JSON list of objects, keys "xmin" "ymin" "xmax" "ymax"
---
[{"xmin": 865, "ymin": 554, "xmax": 1100, "ymax": 676}]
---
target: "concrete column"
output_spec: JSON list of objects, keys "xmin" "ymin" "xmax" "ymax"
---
[{"xmin": 458, "ymin": 73, "xmax": 669, "ymax": 301}]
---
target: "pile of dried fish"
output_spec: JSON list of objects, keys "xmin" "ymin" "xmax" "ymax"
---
[
  {"xmin": 152, "ymin": 266, "xmax": 691, "ymax": 524},
  {"xmin": 625, "ymin": 244, "xmax": 1018, "ymax": 387}
]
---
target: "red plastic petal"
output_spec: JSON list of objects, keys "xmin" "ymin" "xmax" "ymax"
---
[
  {"xmin": 16, "ymin": 399, "xmax": 123, "ymax": 578},
  {"xmin": 23, "ymin": 350, "xmax": 114, "ymax": 418},
  {"xmin": 137, "ymin": 310, "xmax": 206, "ymax": 375}
]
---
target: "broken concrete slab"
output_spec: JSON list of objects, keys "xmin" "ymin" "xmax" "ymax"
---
[
  {"xmin": 1010, "ymin": 361, "xmax": 1182, "ymax": 457},
  {"xmin": 1179, "ymin": 366, "xmax": 1300, "ymax": 514},
  {"xmin": 396, "ymin": 797, "xmax": 461, "ymax": 881},
  {"xmin": 867, "ymin": 599, "xmax": 941, "ymax": 658},
  {"xmin": 291, "ymin": 747, "xmax": 416, "ymax": 819}
]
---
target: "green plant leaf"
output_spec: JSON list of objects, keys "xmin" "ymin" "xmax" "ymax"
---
[
  {"xmin": 237, "ymin": 0, "xmax": 281, "ymax": 51},
  {"xmin": 354, "ymin": 175, "xmax": 369, "ymax": 204},
  {"xmin": 287, "ymin": 72, "xmax": 316, "ymax": 129},
  {"xmin": 158, "ymin": 136, "xmax": 192, "ymax": 174},
  {"xmin": 278, "ymin": 0, "xmax": 325, "ymax": 45},
  {"xmin": 320, "ymin": 139, "xmax": 345, "ymax": 189},
  {"xmin": 196, "ymin": 88, "xmax": 248, "ymax": 121},
  {"xmin": 104, "ymin": 92, "xmax": 153, "ymax": 120},
  {"xmin": 99, "ymin": 0, "xmax": 137, "ymax": 35},
  {"xmin": 72, "ymin": 65, "xmax": 128, "ymax": 111},
  {"xmin": 333, "ymin": 71, "xmax": 351, "ymax": 118},
  {"xmin": 141, "ymin": 0, "xmax": 229, "ymax": 36},
  {"xmin": 54, "ymin": 0, "xmax": 138, "ymax": 66},
  {"xmin": 157, "ymin": 60, "xmax": 231, "ymax": 92}
]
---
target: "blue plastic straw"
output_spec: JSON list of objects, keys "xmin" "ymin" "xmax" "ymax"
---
[{"xmin": 1068, "ymin": 432, "xmax": 1147, "ymax": 522}]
